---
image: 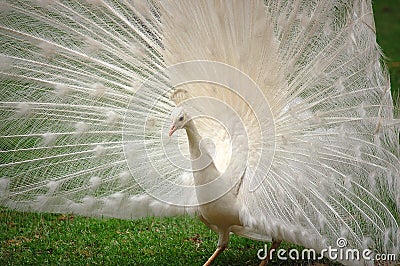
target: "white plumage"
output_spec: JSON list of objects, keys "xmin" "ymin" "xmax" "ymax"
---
[{"xmin": 0, "ymin": 0, "xmax": 399, "ymax": 265}]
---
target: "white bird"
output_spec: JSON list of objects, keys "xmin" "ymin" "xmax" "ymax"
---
[
  {"xmin": 168, "ymin": 105, "xmax": 279, "ymax": 265},
  {"xmin": 0, "ymin": 0, "xmax": 399, "ymax": 265}
]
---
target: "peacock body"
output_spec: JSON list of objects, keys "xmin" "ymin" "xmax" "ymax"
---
[{"xmin": 0, "ymin": 0, "xmax": 399, "ymax": 265}]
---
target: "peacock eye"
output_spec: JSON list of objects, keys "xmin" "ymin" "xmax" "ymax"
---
[{"xmin": 178, "ymin": 116, "xmax": 184, "ymax": 122}]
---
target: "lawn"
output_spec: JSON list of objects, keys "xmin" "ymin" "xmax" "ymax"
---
[
  {"xmin": 1, "ymin": 1, "xmax": 399, "ymax": 266},
  {"xmin": 374, "ymin": 0, "xmax": 400, "ymax": 102},
  {"xmin": 1, "ymin": 207, "xmax": 343, "ymax": 265}
]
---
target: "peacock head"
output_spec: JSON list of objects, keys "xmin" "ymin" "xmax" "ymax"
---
[{"xmin": 168, "ymin": 106, "xmax": 190, "ymax": 136}]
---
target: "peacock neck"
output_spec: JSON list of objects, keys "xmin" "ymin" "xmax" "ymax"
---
[
  {"xmin": 185, "ymin": 120, "xmax": 203, "ymax": 160},
  {"xmin": 185, "ymin": 120, "xmax": 221, "ymax": 190}
]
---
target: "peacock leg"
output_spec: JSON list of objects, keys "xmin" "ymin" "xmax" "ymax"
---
[
  {"xmin": 203, "ymin": 228, "xmax": 230, "ymax": 266},
  {"xmin": 203, "ymin": 246, "xmax": 225, "ymax": 266},
  {"xmin": 258, "ymin": 239, "xmax": 282, "ymax": 266}
]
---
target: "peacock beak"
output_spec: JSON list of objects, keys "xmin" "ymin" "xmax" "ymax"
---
[{"xmin": 168, "ymin": 125, "xmax": 176, "ymax": 137}]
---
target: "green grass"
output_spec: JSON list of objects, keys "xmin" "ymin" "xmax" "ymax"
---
[
  {"xmin": 374, "ymin": 0, "xmax": 400, "ymax": 101},
  {"xmin": 1, "ymin": 1, "xmax": 399, "ymax": 266},
  {"xmin": 0, "ymin": 207, "xmax": 341, "ymax": 265}
]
